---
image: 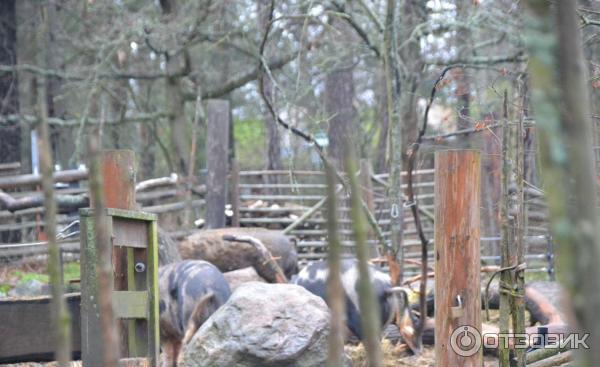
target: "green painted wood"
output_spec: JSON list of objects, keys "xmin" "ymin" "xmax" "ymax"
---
[
  {"xmin": 79, "ymin": 208, "xmax": 157, "ymax": 222},
  {"xmin": 127, "ymin": 247, "xmax": 139, "ymax": 357},
  {"xmin": 146, "ymin": 220, "xmax": 160, "ymax": 365},
  {"xmin": 80, "ymin": 207, "xmax": 158, "ymax": 366},
  {"xmin": 113, "ymin": 291, "xmax": 148, "ymax": 319},
  {"xmin": 80, "ymin": 214, "xmax": 107, "ymax": 366}
]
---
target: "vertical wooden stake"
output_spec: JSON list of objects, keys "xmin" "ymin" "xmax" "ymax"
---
[
  {"xmin": 205, "ymin": 99, "xmax": 230, "ymax": 229},
  {"xmin": 230, "ymin": 159, "xmax": 241, "ymax": 227},
  {"xmin": 434, "ymin": 150, "xmax": 481, "ymax": 367}
]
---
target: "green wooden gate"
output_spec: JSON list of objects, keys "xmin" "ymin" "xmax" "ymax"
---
[{"xmin": 80, "ymin": 208, "xmax": 159, "ymax": 366}]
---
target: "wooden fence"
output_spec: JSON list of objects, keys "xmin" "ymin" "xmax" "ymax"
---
[{"xmin": 0, "ymin": 164, "xmax": 553, "ymax": 278}]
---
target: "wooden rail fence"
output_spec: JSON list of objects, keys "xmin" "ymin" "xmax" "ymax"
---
[{"xmin": 0, "ymin": 165, "xmax": 552, "ymax": 278}]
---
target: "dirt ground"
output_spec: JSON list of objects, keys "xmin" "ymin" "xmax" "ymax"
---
[{"xmin": 347, "ymin": 341, "xmax": 500, "ymax": 366}]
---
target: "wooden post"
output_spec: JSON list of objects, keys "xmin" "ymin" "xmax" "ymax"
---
[
  {"xmin": 205, "ymin": 99, "xmax": 230, "ymax": 229},
  {"xmin": 230, "ymin": 159, "xmax": 240, "ymax": 227},
  {"xmin": 434, "ymin": 150, "xmax": 481, "ymax": 367},
  {"xmin": 99, "ymin": 150, "xmax": 137, "ymax": 210},
  {"xmin": 102, "ymin": 150, "xmax": 136, "ymax": 358},
  {"xmin": 81, "ymin": 150, "xmax": 159, "ymax": 366}
]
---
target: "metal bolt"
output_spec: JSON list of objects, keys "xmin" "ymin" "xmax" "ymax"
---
[{"xmin": 135, "ymin": 262, "xmax": 146, "ymax": 273}]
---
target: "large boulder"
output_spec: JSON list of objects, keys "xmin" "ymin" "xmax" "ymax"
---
[
  {"xmin": 179, "ymin": 282, "xmax": 343, "ymax": 367},
  {"xmin": 178, "ymin": 227, "xmax": 298, "ymax": 281}
]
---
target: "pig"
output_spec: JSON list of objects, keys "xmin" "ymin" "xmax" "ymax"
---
[
  {"xmin": 178, "ymin": 227, "xmax": 298, "ymax": 281},
  {"xmin": 293, "ymin": 259, "xmax": 419, "ymax": 352},
  {"xmin": 158, "ymin": 260, "xmax": 231, "ymax": 367}
]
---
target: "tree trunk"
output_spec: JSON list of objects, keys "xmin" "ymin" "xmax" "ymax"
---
[
  {"xmin": 326, "ymin": 65, "xmax": 357, "ymax": 169},
  {"xmin": 205, "ymin": 99, "xmax": 230, "ymax": 229},
  {"xmin": 524, "ymin": 0, "xmax": 600, "ymax": 365},
  {"xmin": 398, "ymin": 0, "xmax": 426, "ymax": 164},
  {"xmin": 454, "ymin": 0, "xmax": 472, "ymax": 134},
  {"xmin": 0, "ymin": 0, "xmax": 21, "ymax": 165}
]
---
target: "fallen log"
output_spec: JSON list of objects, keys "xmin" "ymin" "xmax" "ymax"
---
[
  {"xmin": 526, "ymin": 344, "xmax": 571, "ymax": 364},
  {"xmin": 0, "ymin": 191, "xmax": 88, "ymax": 213},
  {"xmin": 528, "ymin": 351, "xmax": 572, "ymax": 367},
  {"xmin": 0, "ymin": 169, "xmax": 88, "ymax": 190}
]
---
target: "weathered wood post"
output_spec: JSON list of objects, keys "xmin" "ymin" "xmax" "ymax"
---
[
  {"xmin": 80, "ymin": 150, "xmax": 159, "ymax": 366},
  {"xmin": 205, "ymin": 99, "xmax": 230, "ymax": 229},
  {"xmin": 230, "ymin": 159, "xmax": 241, "ymax": 227},
  {"xmin": 434, "ymin": 150, "xmax": 482, "ymax": 367}
]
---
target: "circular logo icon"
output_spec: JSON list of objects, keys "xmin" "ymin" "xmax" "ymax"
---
[{"xmin": 450, "ymin": 325, "xmax": 482, "ymax": 357}]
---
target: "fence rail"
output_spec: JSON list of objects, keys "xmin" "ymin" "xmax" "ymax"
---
[{"xmin": 0, "ymin": 165, "xmax": 552, "ymax": 279}]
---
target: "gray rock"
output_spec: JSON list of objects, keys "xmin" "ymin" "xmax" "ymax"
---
[
  {"xmin": 223, "ymin": 266, "xmax": 266, "ymax": 291},
  {"xmin": 8, "ymin": 279, "xmax": 48, "ymax": 297},
  {"xmin": 179, "ymin": 282, "xmax": 345, "ymax": 367}
]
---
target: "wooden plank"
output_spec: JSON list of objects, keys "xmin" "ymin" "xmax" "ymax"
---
[
  {"xmin": 112, "ymin": 291, "xmax": 148, "ymax": 319},
  {"xmin": 230, "ymin": 160, "xmax": 240, "ymax": 227},
  {"xmin": 239, "ymin": 170, "xmax": 324, "ymax": 176},
  {"xmin": 434, "ymin": 150, "xmax": 482, "ymax": 367},
  {"xmin": 127, "ymin": 247, "xmax": 138, "ymax": 357},
  {"xmin": 113, "ymin": 218, "xmax": 148, "ymax": 249},
  {"xmin": 0, "ymin": 294, "xmax": 81, "ymax": 364},
  {"xmin": 79, "ymin": 214, "xmax": 106, "ymax": 367},
  {"xmin": 146, "ymin": 220, "xmax": 160, "ymax": 365},
  {"xmin": 205, "ymin": 99, "xmax": 230, "ymax": 229}
]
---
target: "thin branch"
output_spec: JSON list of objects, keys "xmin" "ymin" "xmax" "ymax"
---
[
  {"xmin": 0, "ymin": 111, "xmax": 174, "ymax": 127},
  {"xmin": 256, "ymin": 0, "xmax": 388, "ymax": 251},
  {"xmin": 332, "ymin": 2, "xmax": 381, "ymax": 58},
  {"xmin": 0, "ymin": 63, "xmax": 189, "ymax": 81}
]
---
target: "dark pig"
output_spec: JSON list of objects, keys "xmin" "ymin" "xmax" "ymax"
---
[
  {"xmin": 178, "ymin": 227, "xmax": 298, "ymax": 280},
  {"xmin": 159, "ymin": 260, "xmax": 231, "ymax": 366},
  {"xmin": 293, "ymin": 259, "xmax": 419, "ymax": 352}
]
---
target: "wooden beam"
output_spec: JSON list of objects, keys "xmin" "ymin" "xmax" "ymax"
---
[
  {"xmin": 205, "ymin": 100, "xmax": 230, "ymax": 229},
  {"xmin": 230, "ymin": 159, "xmax": 240, "ymax": 227},
  {"xmin": 434, "ymin": 150, "xmax": 482, "ymax": 366}
]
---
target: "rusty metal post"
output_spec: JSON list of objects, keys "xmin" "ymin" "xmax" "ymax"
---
[{"xmin": 434, "ymin": 150, "xmax": 482, "ymax": 367}]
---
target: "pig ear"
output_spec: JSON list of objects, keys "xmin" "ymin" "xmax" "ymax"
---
[{"xmin": 182, "ymin": 291, "xmax": 216, "ymax": 344}]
